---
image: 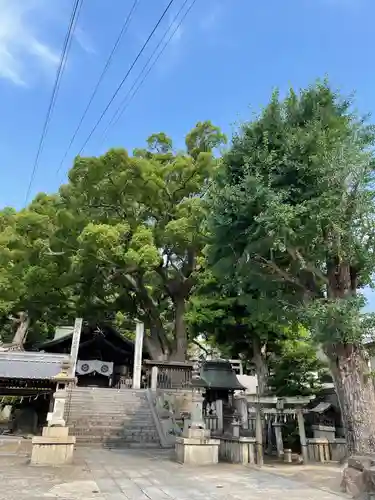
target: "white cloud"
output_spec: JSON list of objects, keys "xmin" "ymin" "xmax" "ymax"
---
[
  {"xmin": 0, "ymin": 0, "xmax": 59, "ymax": 86},
  {"xmin": 168, "ymin": 11, "xmax": 185, "ymax": 46},
  {"xmin": 0, "ymin": 0, "xmax": 94, "ymax": 87},
  {"xmin": 74, "ymin": 27, "xmax": 96, "ymax": 55}
]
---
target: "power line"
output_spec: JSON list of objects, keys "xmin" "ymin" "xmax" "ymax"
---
[
  {"xmin": 77, "ymin": 0, "xmax": 176, "ymax": 156},
  {"xmin": 101, "ymin": 0, "xmax": 197, "ymax": 146},
  {"xmin": 24, "ymin": 0, "xmax": 83, "ymax": 205},
  {"xmin": 56, "ymin": 0, "xmax": 140, "ymax": 176}
]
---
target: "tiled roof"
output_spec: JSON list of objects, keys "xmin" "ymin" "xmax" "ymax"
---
[{"xmin": 0, "ymin": 351, "xmax": 69, "ymax": 380}]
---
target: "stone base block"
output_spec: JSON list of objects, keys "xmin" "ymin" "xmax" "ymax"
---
[
  {"xmin": 175, "ymin": 436, "xmax": 220, "ymax": 465},
  {"xmin": 42, "ymin": 426, "xmax": 69, "ymax": 438},
  {"xmin": 184, "ymin": 428, "xmax": 211, "ymax": 439},
  {"xmin": 30, "ymin": 427, "xmax": 76, "ymax": 466},
  {"xmin": 0, "ymin": 436, "xmax": 32, "ymax": 455},
  {"xmin": 219, "ymin": 436, "xmax": 256, "ymax": 465}
]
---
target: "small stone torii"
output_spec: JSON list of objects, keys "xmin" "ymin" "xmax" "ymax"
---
[{"xmin": 235, "ymin": 394, "xmax": 314, "ymax": 465}]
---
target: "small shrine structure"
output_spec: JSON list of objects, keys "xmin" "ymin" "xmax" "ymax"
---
[{"xmin": 199, "ymin": 359, "xmax": 246, "ymax": 434}]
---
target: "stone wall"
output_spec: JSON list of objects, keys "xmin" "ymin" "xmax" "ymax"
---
[{"xmin": 151, "ymin": 390, "xmax": 194, "ymax": 446}]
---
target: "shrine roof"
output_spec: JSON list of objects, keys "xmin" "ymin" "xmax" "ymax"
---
[
  {"xmin": 32, "ymin": 324, "xmax": 135, "ymax": 353},
  {"xmin": 0, "ymin": 351, "xmax": 69, "ymax": 380},
  {"xmin": 197, "ymin": 360, "xmax": 246, "ymax": 391}
]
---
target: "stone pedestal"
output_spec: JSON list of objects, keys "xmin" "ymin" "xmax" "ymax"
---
[
  {"xmin": 175, "ymin": 390, "xmax": 220, "ymax": 466},
  {"xmin": 175, "ymin": 427, "xmax": 220, "ymax": 465},
  {"xmin": 31, "ymin": 386, "xmax": 75, "ymax": 466},
  {"xmin": 31, "ymin": 426, "xmax": 76, "ymax": 466}
]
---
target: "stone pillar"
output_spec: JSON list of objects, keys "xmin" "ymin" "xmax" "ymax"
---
[
  {"xmin": 231, "ymin": 415, "xmax": 240, "ymax": 438},
  {"xmin": 69, "ymin": 318, "xmax": 83, "ymax": 378},
  {"xmin": 235, "ymin": 395, "xmax": 248, "ymax": 430},
  {"xmin": 297, "ymin": 408, "xmax": 309, "ymax": 463},
  {"xmin": 151, "ymin": 365, "xmax": 159, "ymax": 390},
  {"xmin": 215, "ymin": 399, "xmax": 224, "ymax": 433},
  {"xmin": 47, "ymin": 387, "xmax": 68, "ymax": 427},
  {"xmin": 132, "ymin": 321, "xmax": 144, "ymax": 390},
  {"xmin": 255, "ymin": 405, "xmax": 263, "ymax": 466},
  {"xmin": 284, "ymin": 448, "xmax": 292, "ymax": 463},
  {"xmin": 175, "ymin": 389, "xmax": 220, "ymax": 465},
  {"xmin": 190, "ymin": 390, "xmax": 205, "ymax": 429},
  {"xmin": 273, "ymin": 422, "xmax": 284, "ymax": 458}
]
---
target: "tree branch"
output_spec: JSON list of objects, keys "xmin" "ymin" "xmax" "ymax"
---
[{"xmin": 253, "ymin": 253, "xmax": 306, "ymax": 289}]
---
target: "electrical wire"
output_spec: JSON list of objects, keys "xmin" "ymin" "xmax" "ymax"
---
[
  {"xmin": 24, "ymin": 0, "xmax": 83, "ymax": 205},
  {"xmin": 76, "ymin": 0, "xmax": 176, "ymax": 156},
  {"xmin": 100, "ymin": 0, "xmax": 197, "ymax": 147},
  {"xmin": 56, "ymin": 0, "xmax": 140, "ymax": 176}
]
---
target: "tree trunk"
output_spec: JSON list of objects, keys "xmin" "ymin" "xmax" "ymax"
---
[
  {"xmin": 252, "ymin": 335, "xmax": 269, "ymax": 395},
  {"xmin": 171, "ymin": 298, "xmax": 188, "ymax": 362},
  {"xmin": 324, "ymin": 259, "xmax": 375, "ymax": 454},
  {"xmin": 326, "ymin": 342, "xmax": 375, "ymax": 455},
  {"xmin": 11, "ymin": 312, "xmax": 29, "ymax": 347},
  {"xmin": 143, "ymin": 323, "xmax": 170, "ymax": 361}
]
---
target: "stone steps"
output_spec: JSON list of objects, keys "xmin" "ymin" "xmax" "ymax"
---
[
  {"xmin": 67, "ymin": 415, "xmax": 154, "ymax": 422},
  {"xmin": 72, "ymin": 424, "xmax": 157, "ymax": 431},
  {"xmin": 65, "ymin": 387, "xmax": 160, "ymax": 448},
  {"xmin": 75, "ymin": 438, "xmax": 161, "ymax": 448},
  {"xmin": 67, "ymin": 409, "xmax": 151, "ymax": 416}
]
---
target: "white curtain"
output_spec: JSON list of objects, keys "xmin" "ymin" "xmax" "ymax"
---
[{"xmin": 76, "ymin": 360, "xmax": 114, "ymax": 377}]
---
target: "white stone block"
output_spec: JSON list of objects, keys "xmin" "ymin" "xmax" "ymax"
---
[{"xmin": 175, "ymin": 436, "xmax": 220, "ymax": 465}]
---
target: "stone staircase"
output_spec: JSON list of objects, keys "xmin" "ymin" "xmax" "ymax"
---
[{"xmin": 64, "ymin": 387, "xmax": 161, "ymax": 448}]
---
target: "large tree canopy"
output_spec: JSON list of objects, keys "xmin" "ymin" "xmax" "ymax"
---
[
  {"xmin": 186, "ymin": 262, "xmax": 325, "ymax": 395},
  {"xmin": 0, "ymin": 195, "xmax": 75, "ymax": 344},
  {"xmin": 207, "ymin": 81, "xmax": 375, "ymax": 454},
  {"xmin": 0, "ymin": 122, "xmax": 226, "ymax": 360}
]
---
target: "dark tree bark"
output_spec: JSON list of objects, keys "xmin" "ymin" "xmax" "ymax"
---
[
  {"xmin": 326, "ymin": 343, "xmax": 375, "ymax": 455},
  {"xmin": 171, "ymin": 297, "xmax": 188, "ymax": 362},
  {"xmin": 11, "ymin": 312, "xmax": 29, "ymax": 347},
  {"xmin": 325, "ymin": 260, "xmax": 375, "ymax": 455},
  {"xmin": 252, "ymin": 335, "xmax": 269, "ymax": 395}
]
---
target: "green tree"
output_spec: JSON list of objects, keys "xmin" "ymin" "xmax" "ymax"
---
[
  {"xmin": 187, "ymin": 263, "xmax": 295, "ymax": 394},
  {"xmin": 187, "ymin": 264, "xmax": 324, "ymax": 396},
  {"xmin": 268, "ymin": 333, "xmax": 328, "ymax": 397},
  {"xmin": 52, "ymin": 121, "xmax": 226, "ymax": 360},
  {"xmin": 0, "ymin": 194, "xmax": 76, "ymax": 345},
  {"xmin": 207, "ymin": 81, "xmax": 375, "ymax": 454}
]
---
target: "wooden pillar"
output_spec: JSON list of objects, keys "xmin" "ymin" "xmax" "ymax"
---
[
  {"xmin": 69, "ymin": 318, "xmax": 83, "ymax": 378},
  {"xmin": 297, "ymin": 408, "xmax": 309, "ymax": 463},
  {"xmin": 255, "ymin": 405, "xmax": 263, "ymax": 466},
  {"xmin": 132, "ymin": 322, "xmax": 144, "ymax": 389}
]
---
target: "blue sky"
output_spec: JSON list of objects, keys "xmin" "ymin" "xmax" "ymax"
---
[{"xmin": 1, "ymin": 0, "xmax": 375, "ymax": 306}]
